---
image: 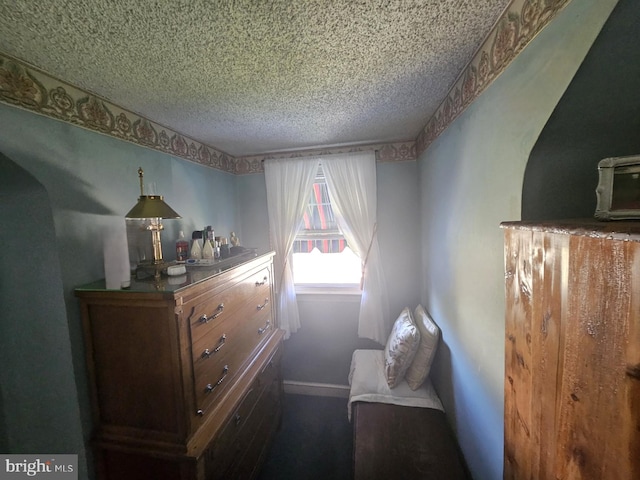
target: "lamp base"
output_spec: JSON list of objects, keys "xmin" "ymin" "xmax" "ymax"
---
[{"xmin": 135, "ymin": 260, "xmax": 176, "ymax": 280}]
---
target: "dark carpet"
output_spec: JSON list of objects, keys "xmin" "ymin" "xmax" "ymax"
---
[{"xmin": 257, "ymin": 394, "xmax": 353, "ymax": 480}]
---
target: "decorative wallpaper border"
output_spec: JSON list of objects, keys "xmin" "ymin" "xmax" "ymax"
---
[
  {"xmin": 0, "ymin": 53, "xmax": 238, "ymax": 172},
  {"xmin": 0, "ymin": 0, "xmax": 571, "ymax": 173},
  {"xmin": 416, "ymin": 0, "xmax": 571, "ymax": 155},
  {"xmin": 235, "ymin": 141, "xmax": 417, "ymax": 174}
]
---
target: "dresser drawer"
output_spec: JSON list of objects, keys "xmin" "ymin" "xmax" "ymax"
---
[
  {"xmin": 203, "ymin": 345, "xmax": 282, "ymax": 480},
  {"xmin": 226, "ymin": 378, "xmax": 281, "ymax": 479},
  {"xmin": 221, "ymin": 372, "xmax": 281, "ymax": 480},
  {"xmin": 186, "ymin": 266, "xmax": 272, "ymax": 345},
  {"xmin": 203, "ymin": 385, "xmax": 260, "ymax": 478},
  {"xmin": 191, "ymin": 302, "xmax": 273, "ymax": 414}
]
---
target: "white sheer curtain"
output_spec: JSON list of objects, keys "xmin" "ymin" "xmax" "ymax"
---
[
  {"xmin": 264, "ymin": 157, "xmax": 320, "ymax": 339},
  {"xmin": 322, "ymin": 151, "xmax": 390, "ymax": 344}
]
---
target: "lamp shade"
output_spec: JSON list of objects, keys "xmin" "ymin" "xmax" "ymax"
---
[{"xmin": 125, "ymin": 195, "xmax": 181, "ymax": 219}]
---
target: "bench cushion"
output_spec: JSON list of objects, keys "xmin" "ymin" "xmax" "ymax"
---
[{"xmin": 348, "ymin": 349, "xmax": 443, "ymax": 420}]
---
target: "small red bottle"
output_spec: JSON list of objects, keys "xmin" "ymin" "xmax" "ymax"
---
[{"xmin": 175, "ymin": 230, "xmax": 189, "ymax": 262}]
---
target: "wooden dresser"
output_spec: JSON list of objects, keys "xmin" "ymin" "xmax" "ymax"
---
[
  {"xmin": 76, "ymin": 251, "xmax": 283, "ymax": 480},
  {"xmin": 501, "ymin": 220, "xmax": 640, "ymax": 480}
]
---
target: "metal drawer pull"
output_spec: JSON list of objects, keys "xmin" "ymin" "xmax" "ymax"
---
[
  {"xmin": 258, "ymin": 320, "xmax": 271, "ymax": 335},
  {"xmin": 213, "ymin": 333, "xmax": 226, "ymax": 352},
  {"xmin": 234, "ymin": 413, "xmax": 242, "ymax": 425},
  {"xmin": 256, "ymin": 298, "xmax": 269, "ymax": 310},
  {"xmin": 205, "ymin": 365, "xmax": 229, "ymax": 393},
  {"xmin": 255, "ymin": 276, "xmax": 268, "ymax": 286},
  {"xmin": 201, "ymin": 334, "xmax": 226, "ymax": 358},
  {"xmin": 199, "ymin": 303, "xmax": 224, "ymax": 324}
]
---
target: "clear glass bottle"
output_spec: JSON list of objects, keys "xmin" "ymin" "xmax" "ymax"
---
[{"xmin": 175, "ymin": 231, "xmax": 189, "ymax": 262}]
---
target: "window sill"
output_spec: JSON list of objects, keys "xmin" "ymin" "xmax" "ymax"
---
[{"xmin": 295, "ymin": 284, "xmax": 362, "ymax": 296}]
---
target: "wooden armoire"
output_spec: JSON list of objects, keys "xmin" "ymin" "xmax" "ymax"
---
[{"xmin": 501, "ymin": 220, "xmax": 640, "ymax": 480}]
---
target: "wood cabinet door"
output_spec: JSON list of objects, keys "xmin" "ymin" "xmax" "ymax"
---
[
  {"xmin": 553, "ymin": 233, "xmax": 640, "ymax": 479},
  {"xmin": 504, "ymin": 225, "xmax": 640, "ymax": 480}
]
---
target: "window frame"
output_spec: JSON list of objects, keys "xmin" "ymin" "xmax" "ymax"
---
[{"xmin": 292, "ymin": 166, "xmax": 362, "ymax": 294}]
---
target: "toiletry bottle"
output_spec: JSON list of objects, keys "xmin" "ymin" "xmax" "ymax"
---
[
  {"xmin": 190, "ymin": 231, "xmax": 202, "ymax": 259},
  {"xmin": 175, "ymin": 231, "xmax": 189, "ymax": 262},
  {"xmin": 206, "ymin": 226, "xmax": 215, "ymax": 246},
  {"xmin": 220, "ymin": 237, "xmax": 229, "ymax": 259},
  {"xmin": 202, "ymin": 236, "xmax": 214, "ymax": 259}
]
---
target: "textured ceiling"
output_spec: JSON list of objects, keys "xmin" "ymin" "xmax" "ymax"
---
[{"xmin": 0, "ymin": 0, "xmax": 511, "ymax": 157}]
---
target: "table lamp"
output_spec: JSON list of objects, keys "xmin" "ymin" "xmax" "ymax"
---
[{"xmin": 125, "ymin": 167, "xmax": 181, "ymax": 273}]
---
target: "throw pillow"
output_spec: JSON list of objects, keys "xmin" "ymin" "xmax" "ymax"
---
[
  {"xmin": 405, "ymin": 304, "xmax": 440, "ymax": 390},
  {"xmin": 384, "ymin": 307, "xmax": 421, "ymax": 388}
]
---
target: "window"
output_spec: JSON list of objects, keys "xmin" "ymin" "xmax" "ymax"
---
[{"xmin": 292, "ymin": 166, "xmax": 361, "ymax": 288}]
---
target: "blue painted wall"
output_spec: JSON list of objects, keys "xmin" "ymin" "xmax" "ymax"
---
[
  {"xmin": 0, "ymin": 155, "xmax": 85, "ymax": 462},
  {"xmin": 0, "ymin": 104, "xmax": 240, "ymax": 479},
  {"xmin": 417, "ymin": 1, "xmax": 618, "ymax": 478}
]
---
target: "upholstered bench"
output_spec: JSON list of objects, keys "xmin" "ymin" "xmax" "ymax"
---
[
  {"xmin": 353, "ymin": 401, "xmax": 470, "ymax": 479},
  {"xmin": 348, "ymin": 348, "xmax": 470, "ymax": 480}
]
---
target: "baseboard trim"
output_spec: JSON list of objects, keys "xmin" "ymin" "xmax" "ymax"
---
[{"xmin": 283, "ymin": 380, "xmax": 350, "ymax": 398}]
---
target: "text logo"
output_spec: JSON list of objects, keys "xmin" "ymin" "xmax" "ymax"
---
[{"xmin": 0, "ymin": 455, "xmax": 77, "ymax": 479}]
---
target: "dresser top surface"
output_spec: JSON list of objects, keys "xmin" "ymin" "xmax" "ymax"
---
[
  {"xmin": 500, "ymin": 218, "xmax": 640, "ymax": 241},
  {"xmin": 76, "ymin": 250, "xmax": 274, "ymax": 295}
]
